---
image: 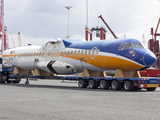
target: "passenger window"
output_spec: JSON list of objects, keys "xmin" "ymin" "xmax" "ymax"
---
[
  {"xmin": 57, "ymin": 52, "xmax": 60, "ymax": 56},
  {"xmin": 61, "ymin": 51, "xmax": 63, "ymax": 56},
  {"xmin": 64, "ymin": 51, "xmax": 66, "ymax": 56},
  {"xmin": 54, "ymin": 52, "xmax": 57, "ymax": 56},
  {"xmin": 71, "ymin": 51, "xmax": 73, "ymax": 55},
  {"xmin": 85, "ymin": 50, "xmax": 87, "ymax": 55},
  {"xmin": 51, "ymin": 52, "xmax": 53, "ymax": 56},
  {"xmin": 67, "ymin": 51, "xmax": 70, "ymax": 55},
  {"xmin": 48, "ymin": 52, "xmax": 50, "ymax": 56},
  {"xmin": 74, "ymin": 51, "xmax": 76, "ymax": 55},
  {"xmin": 78, "ymin": 51, "xmax": 80, "ymax": 55},
  {"xmin": 81, "ymin": 50, "xmax": 83, "ymax": 55}
]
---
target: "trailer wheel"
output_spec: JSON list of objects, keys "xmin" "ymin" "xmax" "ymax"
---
[
  {"xmin": 123, "ymin": 81, "xmax": 134, "ymax": 91},
  {"xmin": 6, "ymin": 80, "xmax": 11, "ymax": 83},
  {"xmin": 99, "ymin": 80, "xmax": 109, "ymax": 89},
  {"xmin": 146, "ymin": 87, "xmax": 156, "ymax": 91},
  {"xmin": 14, "ymin": 78, "xmax": 21, "ymax": 83},
  {"xmin": 111, "ymin": 80, "xmax": 121, "ymax": 90},
  {"xmin": 88, "ymin": 79, "xmax": 98, "ymax": 89},
  {"xmin": 78, "ymin": 79, "xmax": 87, "ymax": 88},
  {"xmin": 134, "ymin": 87, "xmax": 142, "ymax": 91}
]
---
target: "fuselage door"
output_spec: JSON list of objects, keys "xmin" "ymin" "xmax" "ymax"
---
[{"xmin": 90, "ymin": 47, "xmax": 98, "ymax": 59}]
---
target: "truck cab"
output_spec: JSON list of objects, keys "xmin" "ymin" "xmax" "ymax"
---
[{"xmin": 0, "ymin": 56, "xmax": 14, "ymax": 83}]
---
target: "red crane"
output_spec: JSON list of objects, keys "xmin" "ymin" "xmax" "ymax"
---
[
  {"xmin": 0, "ymin": 0, "xmax": 7, "ymax": 51},
  {"xmin": 98, "ymin": 15, "xmax": 118, "ymax": 39},
  {"xmin": 148, "ymin": 18, "xmax": 160, "ymax": 68},
  {"xmin": 85, "ymin": 15, "xmax": 117, "ymax": 41}
]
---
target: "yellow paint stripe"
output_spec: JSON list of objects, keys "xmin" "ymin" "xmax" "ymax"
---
[
  {"xmin": 66, "ymin": 54, "xmax": 144, "ymax": 71},
  {"xmin": 2, "ymin": 54, "xmax": 18, "ymax": 57},
  {"xmin": 147, "ymin": 84, "xmax": 159, "ymax": 87},
  {"xmin": 2, "ymin": 53, "xmax": 144, "ymax": 71}
]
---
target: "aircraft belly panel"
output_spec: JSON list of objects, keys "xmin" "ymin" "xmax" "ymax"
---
[{"xmin": 16, "ymin": 58, "xmax": 35, "ymax": 70}]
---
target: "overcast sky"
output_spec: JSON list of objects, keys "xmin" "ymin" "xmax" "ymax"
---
[{"xmin": 3, "ymin": 0, "xmax": 160, "ymax": 48}]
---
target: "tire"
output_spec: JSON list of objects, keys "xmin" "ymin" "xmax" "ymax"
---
[
  {"xmin": 88, "ymin": 79, "xmax": 98, "ymax": 89},
  {"xmin": 78, "ymin": 79, "xmax": 88, "ymax": 88},
  {"xmin": 134, "ymin": 87, "xmax": 142, "ymax": 91},
  {"xmin": 0, "ymin": 73, "xmax": 5, "ymax": 83},
  {"xmin": 14, "ymin": 78, "xmax": 21, "ymax": 83},
  {"xmin": 111, "ymin": 80, "xmax": 121, "ymax": 90},
  {"xmin": 123, "ymin": 81, "xmax": 134, "ymax": 91},
  {"xmin": 6, "ymin": 80, "xmax": 11, "ymax": 83},
  {"xmin": 6, "ymin": 76, "xmax": 11, "ymax": 83},
  {"xmin": 146, "ymin": 87, "xmax": 156, "ymax": 91},
  {"xmin": 99, "ymin": 80, "xmax": 110, "ymax": 89}
]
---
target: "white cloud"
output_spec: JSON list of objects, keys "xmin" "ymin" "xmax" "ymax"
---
[{"xmin": 2, "ymin": 0, "xmax": 160, "ymax": 48}]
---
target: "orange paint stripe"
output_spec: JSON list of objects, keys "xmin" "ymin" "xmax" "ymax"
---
[
  {"xmin": 2, "ymin": 53, "xmax": 143, "ymax": 71},
  {"xmin": 2, "ymin": 54, "xmax": 19, "ymax": 57},
  {"xmin": 65, "ymin": 54, "xmax": 143, "ymax": 71}
]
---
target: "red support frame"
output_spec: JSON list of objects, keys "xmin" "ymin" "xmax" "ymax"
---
[
  {"xmin": 85, "ymin": 27, "xmax": 92, "ymax": 41},
  {"xmin": 100, "ymin": 27, "xmax": 106, "ymax": 40}
]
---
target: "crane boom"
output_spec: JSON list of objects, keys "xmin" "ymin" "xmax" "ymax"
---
[{"xmin": 98, "ymin": 15, "xmax": 118, "ymax": 39}]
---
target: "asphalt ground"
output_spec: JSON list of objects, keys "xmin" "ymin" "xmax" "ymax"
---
[{"xmin": 0, "ymin": 79, "xmax": 160, "ymax": 120}]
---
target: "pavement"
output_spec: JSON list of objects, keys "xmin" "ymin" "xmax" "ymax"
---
[{"xmin": 0, "ymin": 79, "xmax": 160, "ymax": 120}]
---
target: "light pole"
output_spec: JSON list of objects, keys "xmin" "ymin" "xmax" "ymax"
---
[
  {"xmin": 86, "ymin": 0, "xmax": 88, "ymax": 28},
  {"xmin": 1, "ymin": 0, "xmax": 4, "ymax": 53},
  {"xmin": 65, "ymin": 6, "xmax": 72, "ymax": 39}
]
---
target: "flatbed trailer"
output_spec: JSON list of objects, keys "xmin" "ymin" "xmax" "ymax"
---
[
  {"xmin": 3, "ymin": 73, "xmax": 160, "ymax": 91},
  {"xmin": 62, "ymin": 76, "xmax": 160, "ymax": 91}
]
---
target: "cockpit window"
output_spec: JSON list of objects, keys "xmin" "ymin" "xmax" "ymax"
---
[
  {"xmin": 118, "ymin": 42, "xmax": 143, "ymax": 50},
  {"xmin": 118, "ymin": 42, "xmax": 132, "ymax": 50},
  {"xmin": 123, "ymin": 43, "xmax": 132, "ymax": 50},
  {"xmin": 132, "ymin": 43, "xmax": 143, "ymax": 48}
]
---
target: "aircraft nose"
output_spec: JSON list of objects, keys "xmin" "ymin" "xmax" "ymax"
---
[{"xmin": 143, "ymin": 52, "xmax": 157, "ymax": 67}]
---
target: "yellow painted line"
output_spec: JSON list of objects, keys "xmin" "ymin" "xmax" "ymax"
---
[
  {"xmin": 2, "ymin": 54, "xmax": 19, "ymax": 57},
  {"xmin": 65, "ymin": 54, "xmax": 144, "ymax": 71},
  {"xmin": 147, "ymin": 84, "xmax": 159, "ymax": 87},
  {"xmin": 2, "ymin": 53, "xmax": 144, "ymax": 71}
]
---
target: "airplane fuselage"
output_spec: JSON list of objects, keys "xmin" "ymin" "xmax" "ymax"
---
[{"xmin": 2, "ymin": 38, "xmax": 156, "ymax": 75}]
